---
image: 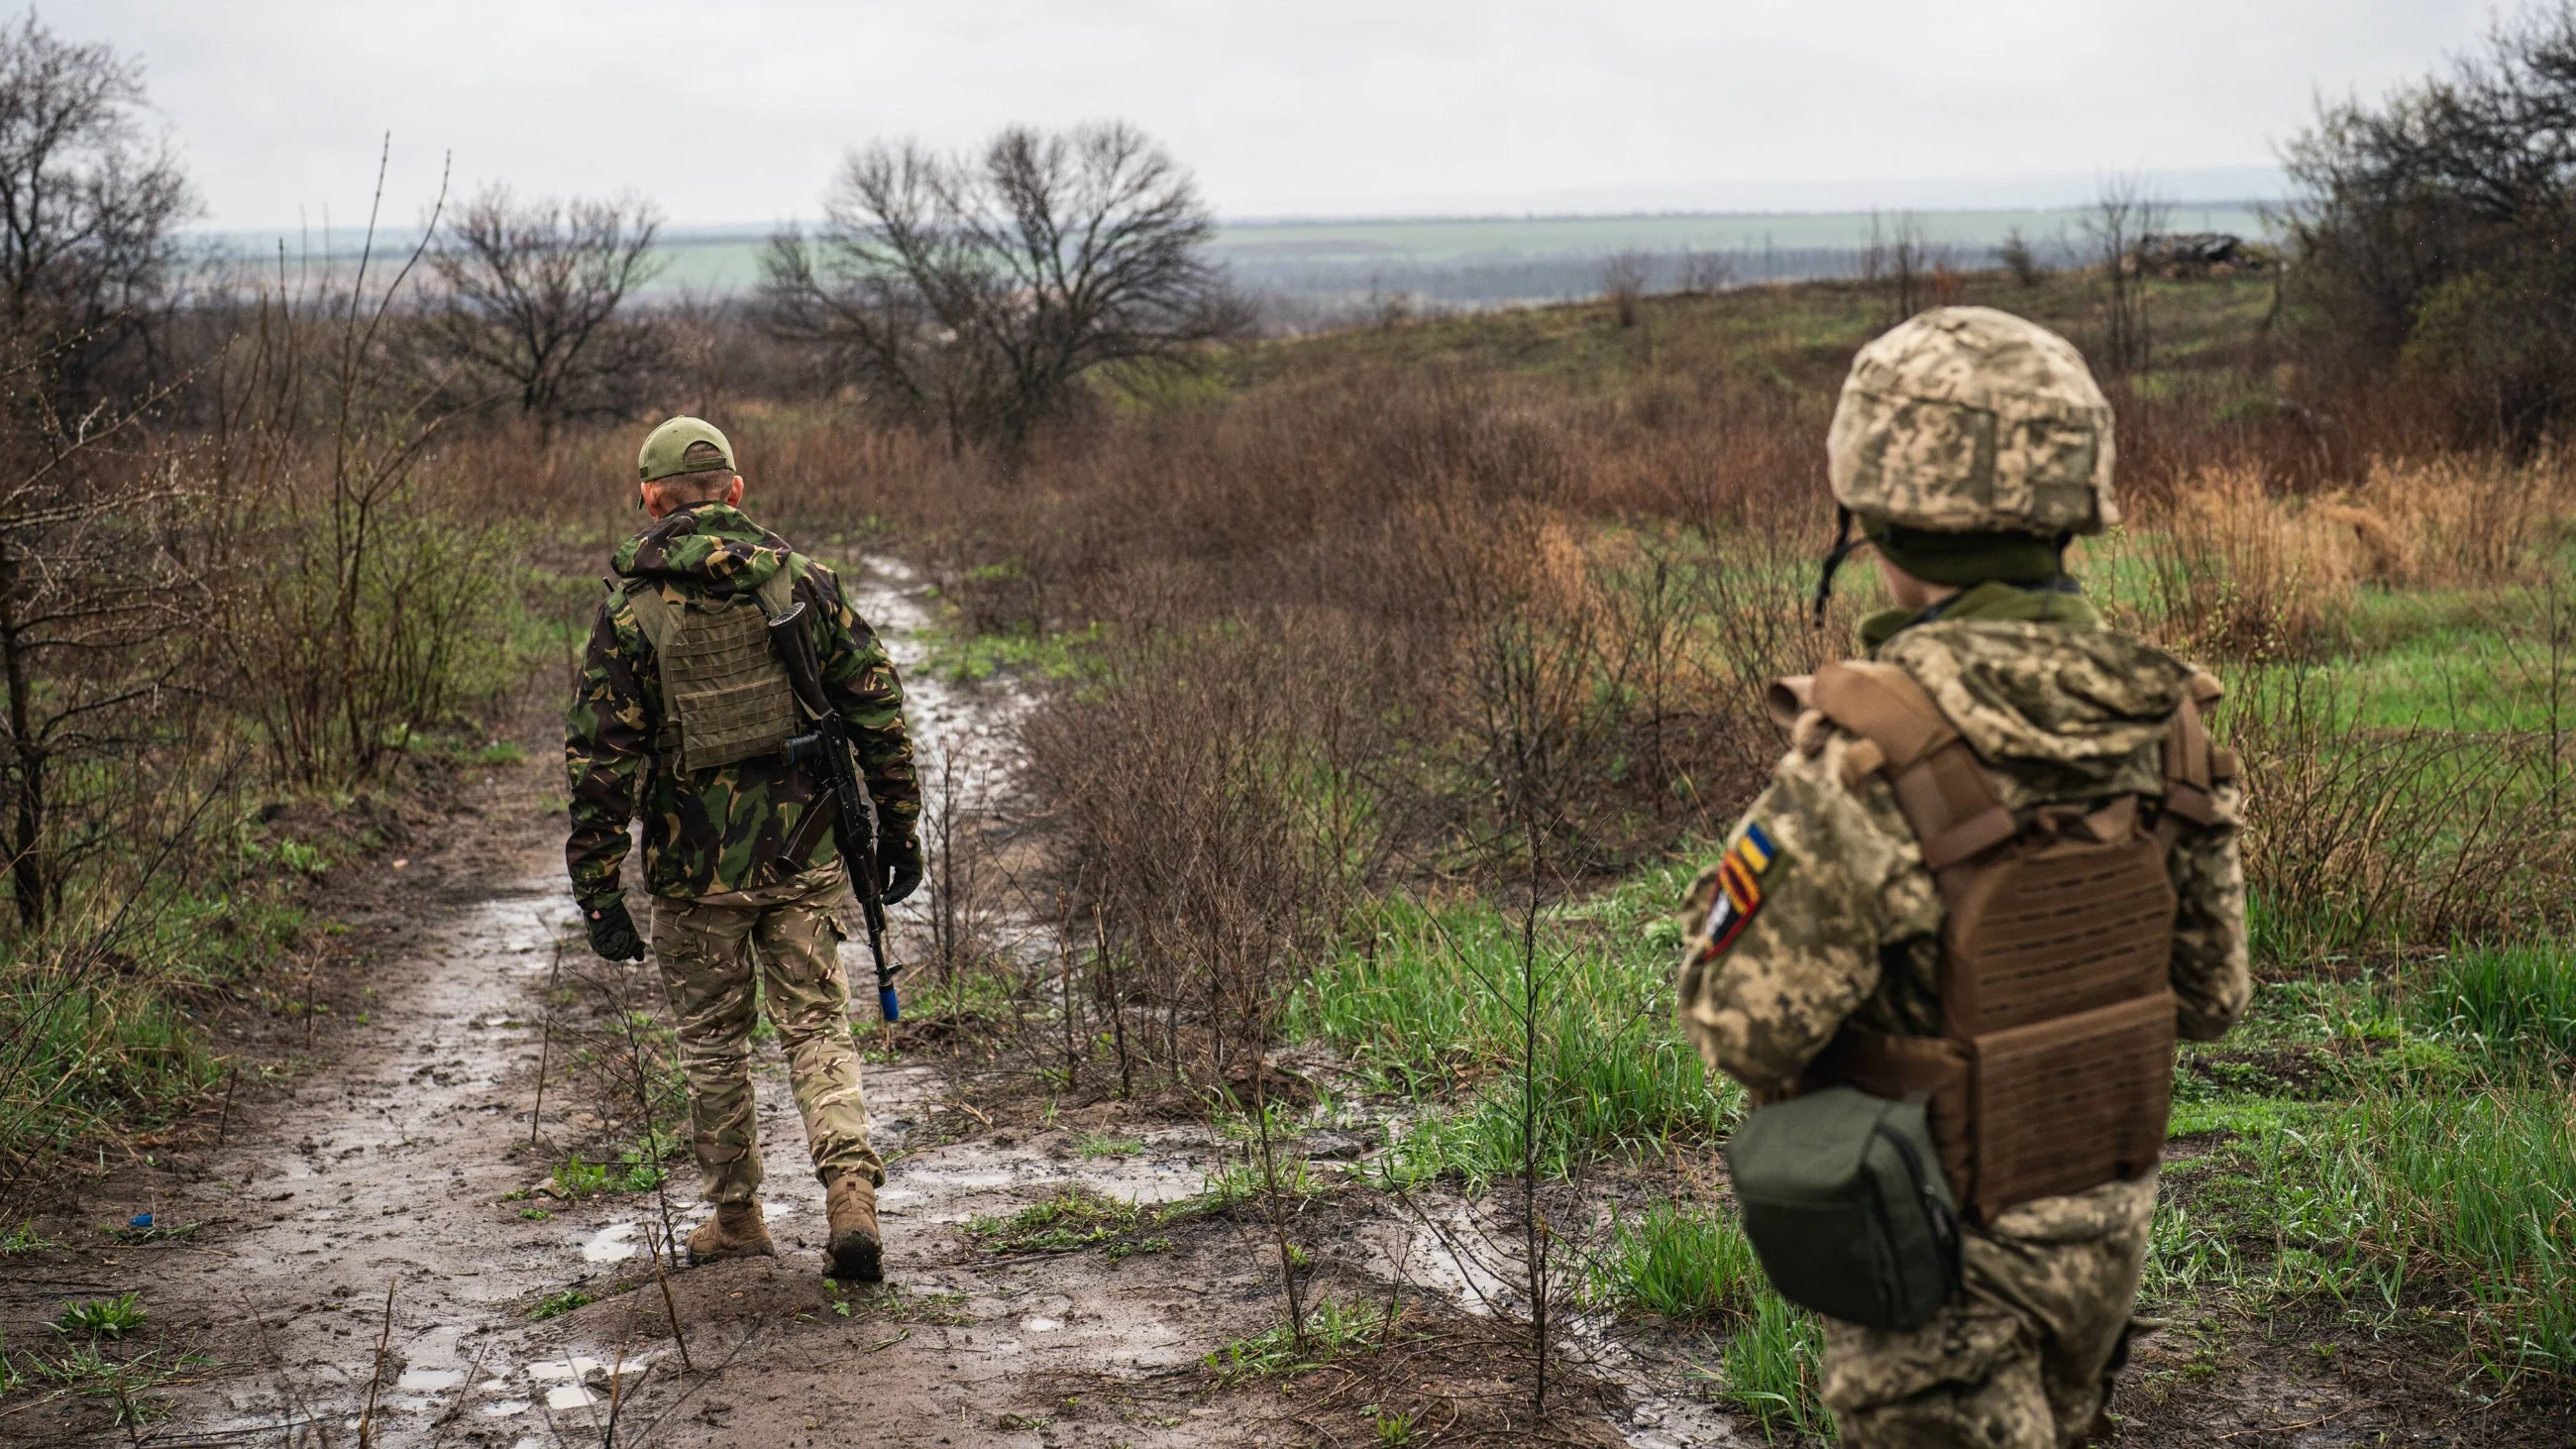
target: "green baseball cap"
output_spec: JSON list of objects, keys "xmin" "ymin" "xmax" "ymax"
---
[{"xmin": 637, "ymin": 416, "xmax": 736, "ymax": 484}]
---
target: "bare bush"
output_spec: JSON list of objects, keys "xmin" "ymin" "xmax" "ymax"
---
[
  {"xmin": 0, "ymin": 356, "xmax": 195, "ymax": 928},
  {"xmin": 204, "ymin": 167, "xmax": 517, "ymax": 786},
  {"xmin": 762, "ymin": 121, "xmax": 1245, "ymax": 452},
  {"xmin": 1600, "ymin": 252, "xmax": 1652, "ymax": 328},
  {"xmin": 426, "ymin": 184, "xmax": 666, "ymax": 427},
  {"xmin": 1995, "ymin": 226, "xmax": 2046, "ymax": 288},
  {"xmin": 1676, "ymin": 249, "xmax": 1735, "ymax": 296}
]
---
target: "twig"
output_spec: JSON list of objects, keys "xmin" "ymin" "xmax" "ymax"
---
[
  {"xmin": 530, "ymin": 925, "xmax": 566, "ymax": 1150},
  {"xmin": 617, "ymin": 977, "xmax": 695, "ymax": 1372},
  {"xmin": 356, "ymin": 1275, "xmax": 396, "ymax": 1447},
  {"xmin": 214, "ymin": 1061, "xmax": 238, "ymax": 1146}
]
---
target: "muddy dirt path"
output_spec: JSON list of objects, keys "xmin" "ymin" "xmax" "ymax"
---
[
  {"xmin": 0, "ymin": 560, "xmax": 1288, "ymax": 1448},
  {"xmin": 0, "ymin": 556, "xmax": 1777, "ymax": 1449}
]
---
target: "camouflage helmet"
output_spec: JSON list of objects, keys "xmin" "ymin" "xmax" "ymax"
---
[{"xmin": 1825, "ymin": 306, "xmax": 2118, "ymax": 536}]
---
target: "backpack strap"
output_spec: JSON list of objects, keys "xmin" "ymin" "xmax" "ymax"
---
[
  {"xmin": 756, "ymin": 556, "xmax": 803, "ymax": 621},
  {"xmin": 2158, "ymin": 670, "xmax": 2239, "ymax": 831},
  {"xmin": 613, "ymin": 578, "xmax": 679, "ymax": 658},
  {"xmin": 1808, "ymin": 661, "xmax": 2020, "ymax": 870}
]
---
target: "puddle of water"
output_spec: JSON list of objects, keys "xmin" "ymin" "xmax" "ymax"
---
[
  {"xmin": 396, "ymin": 1367, "xmax": 466, "ymax": 1392},
  {"xmin": 483, "ymin": 1399, "xmax": 532, "ymax": 1417},
  {"xmin": 1021, "ymin": 1316, "xmax": 1062, "ymax": 1332},
  {"xmin": 546, "ymin": 1384, "xmax": 598, "ymax": 1410},
  {"xmin": 581, "ymin": 1222, "xmax": 640, "ymax": 1263}
]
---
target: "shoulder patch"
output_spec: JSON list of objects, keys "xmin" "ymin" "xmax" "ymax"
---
[{"xmin": 1694, "ymin": 822, "xmax": 1780, "ymax": 961}]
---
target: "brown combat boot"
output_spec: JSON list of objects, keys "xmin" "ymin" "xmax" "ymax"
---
[
  {"xmin": 823, "ymin": 1172, "xmax": 883, "ymax": 1282},
  {"xmin": 685, "ymin": 1200, "xmax": 775, "ymax": 1265}
]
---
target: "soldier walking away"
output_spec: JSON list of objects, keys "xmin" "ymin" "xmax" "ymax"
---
[
  {"xmin": 1676, "ymin": 308, "xmax": 2249, "ymax": 1447},
  {"xmin": 565, "ymin": 416, "xmax": 923, "ymax": 1282}
]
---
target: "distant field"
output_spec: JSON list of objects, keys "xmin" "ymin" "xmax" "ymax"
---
[{"xmin": 198, "ymin": 201, "xmax": 2281, "ymax": 309}]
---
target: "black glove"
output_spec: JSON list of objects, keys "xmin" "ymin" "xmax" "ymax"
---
[
  {"xmin": 584, "ymin": 897, "xmax": 645, "ymax": 961},
  {"xmin": 877, "ymin": 835, "xmax": 923, "ymax": 906}
]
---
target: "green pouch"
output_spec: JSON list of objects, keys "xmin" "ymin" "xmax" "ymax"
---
[{"xmin": 1725, "ymin": 1086, "xmax": 1962, "ymax": 1331}]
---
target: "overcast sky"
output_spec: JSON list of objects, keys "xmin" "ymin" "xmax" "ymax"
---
[{"xmin": 69, "ymin": 0, "xmax": 2501, "ymax": 230}]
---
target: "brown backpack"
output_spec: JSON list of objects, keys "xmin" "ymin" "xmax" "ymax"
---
[{"xmin": 1773, "ymin": 660, "xmax": 2235, "ymax": 1224}]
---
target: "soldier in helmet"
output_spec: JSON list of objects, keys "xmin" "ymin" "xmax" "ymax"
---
[
  {"xmin": 565, "ymin": 416, "xmax": 922, "ymax": 1281},
  {"xmin": 1676, "ymin": 308, "xmax": 2248, "ymax": 1446}
]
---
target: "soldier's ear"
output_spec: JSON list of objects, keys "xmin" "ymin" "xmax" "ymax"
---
[{"xmin": 724, "ymin": 475, "xmax": 745, "ymax": 506}]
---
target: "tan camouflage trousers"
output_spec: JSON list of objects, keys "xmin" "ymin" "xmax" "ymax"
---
[
  {"xmin": 1821, "ymin": 1172, "xmax": 2158, "ymax": 1449},
  {"xmin": 647, "ymin": 866, "xmax": 884, "ymax": 1205}
]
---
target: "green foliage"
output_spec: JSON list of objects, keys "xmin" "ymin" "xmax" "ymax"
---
[
  {"xmin": 0, "ymin": 1221, "xmax": 56, "ymax": 1255},
  {"xmin": 1073, "ymin": 1133, "xmax": 1144, "ymax": 1160},
  {"xmin": 1206, "ymin": 1298, "xmax": 1402, "ymax": 1385},
  {"xmin": 2412, "ymin": 941, "xmax": 2576, "ymax": 1062},
  {"xmin": 547, "ymin": 1146, "xmax": 675, "ymax": 1198},
  {"xmin": 967, "ymin": 1186, "xmax": 1177, "ymax": 1259},
  {"xmin": 1714, "ymin": 1292, "xmax": 1832, "ymax": 1443},
  {"xmin": 920, "ymin": 618, "xmax": 1109, "ymax": 685},
  {"xmin": 53, "ymin": 1293, "xmax": 146, "ymax": 1340},
  {"xmin": 1299, "ymin": 891, "xmax": 1737, "ymax": 1185},
  {"xmin": 1589, "ymin": 1202, "xmax": 1763, "ymax": 1323},
  {"xmin": 528, "ymin": 1288, "xmax": 593, "ymax": 1321}
]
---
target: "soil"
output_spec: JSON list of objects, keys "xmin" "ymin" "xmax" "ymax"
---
[{"xmin": 0, "ymin": 558, "xmax": 2570, "ymax": 1447}]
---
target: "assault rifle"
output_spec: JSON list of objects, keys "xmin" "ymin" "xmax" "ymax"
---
[{"xmin": 767, "ymin": 598, "xmax": 901, "ymax": 1024}]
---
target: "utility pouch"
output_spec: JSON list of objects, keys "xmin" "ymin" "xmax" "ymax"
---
[{"xmin": 1727, "ymin": 1085, "xmax": 1962, "ymax": 1332}]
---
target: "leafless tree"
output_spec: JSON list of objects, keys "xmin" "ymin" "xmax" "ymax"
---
[
  {"xmin": 1676, "ymin": 249, "xmax": 1735, "ymax": 295},
  {"xmin": 1868, "ymin": 211, "xmax": 1944, "ymax": 322},
  {"xmin": 1600, "ymin": 251, "xmax": 1652, "ymax": 327},
  {"xmin": 0, "ymin": 14, "xmax": 196, "ymax": 408},
  {"xmin": 426, "ymin": 185, "xmax": 666, "ymax": 426},
  {"xmin": 1995, "ymin": 226, "xmax": 2047, "ymax": 288},
  {"xmin": 761, "ymin": 121, "xmax": 1247, "ymax": 452},
  {"xmin": 2087, "ymin": 175, "xmax": 2168, "ymax": 373}
]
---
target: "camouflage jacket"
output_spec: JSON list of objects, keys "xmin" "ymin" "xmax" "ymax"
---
[
  {"xmin": 564, "ymin": 502, "xmax": 919, "ymax": 907},
  {"xmin": 1676, "ymin": 583, "xmax": 2249, "ymax": 1093}
]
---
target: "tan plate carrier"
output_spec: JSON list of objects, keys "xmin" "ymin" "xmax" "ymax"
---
[
  {"xmin": 616, "ymin": 566, "xmax": 805, "ymax": 776},
  {"xmin": 1782, "ymin": 660, "xmax": 2235, "ymax": 1225}
]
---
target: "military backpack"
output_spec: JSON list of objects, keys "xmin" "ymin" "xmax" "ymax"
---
[{"xmin": 610, "ymin": 564, "xmax": 807, "ymax": 775}]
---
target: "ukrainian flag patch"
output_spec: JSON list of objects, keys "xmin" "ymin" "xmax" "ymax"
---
[{"xmin": 1696, "ymin": 822, "xmax": 1778, "ymax": 960}]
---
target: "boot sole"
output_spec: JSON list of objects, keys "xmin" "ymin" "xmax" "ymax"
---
[
  {"xmin": 824, "ymin": 1229, "xmax": 883, "ymax": 1282},
  {"xmin": 687, "ymin": 1239, "xmax": 777, "ymax": 1267}
]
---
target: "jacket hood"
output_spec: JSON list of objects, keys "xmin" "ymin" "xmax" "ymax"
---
[
  {"xmin": 612, "ymin": 502, "xmax": 790, "ymax": 598},
  {"xmin": 1878, "ymin": 618, "xmax": 2193, "ymax": 770}
]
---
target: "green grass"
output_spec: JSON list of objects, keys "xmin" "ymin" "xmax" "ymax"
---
[
  {"xmin": 967, "ymin": 1186, "xmax": 1177, "ymax": 1260},
  {"xmin": 1074, "ymin": 1132, "xmax": 1145, "ymax": 1160},
  {"xmin": 0, "ymin": 1222, "xmax": 56, "ymax": 1256},
  {"xmin": 1206, "ymin": 1298, "xmax": 1404, "ymax": 1385},
  {"xmin": 547, "ymin": 1145, "xmax": 679, "ymax": 1197},
  {"xmin": 918, "ymin": 617, "xmax": 1108, "ymax": 684},
  {"xmin": 2410, "ymin": 941, "xmax": 2576, "ymax": 1062},
  {"xmin": 1293, "ymin": 887, "xmax": 1738, "ymax": 1186},
  {"xmin": 6, "ymin": 1343, "xmax": 210, "ymax": 1423},
  {"xmin": 1589, "ymin": 1202, "xmax": 1764, "ymax": 1323},
  {"xmin": 1713, "ymin": 1292, "xmax": 1832, "ymax": 1444}
]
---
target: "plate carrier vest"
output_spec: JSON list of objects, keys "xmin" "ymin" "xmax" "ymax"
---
[
  {"xmin": 1776, "ymin": 660, "xmax": 2236, "ymax": 1225},
  {"xmin": 611, "ymin": 562, "xmax": 808, "ymax": 776}
]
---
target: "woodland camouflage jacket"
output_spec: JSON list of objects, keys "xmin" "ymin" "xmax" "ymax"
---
[
  {"xmin": 1676, "ymin": 583, "xmax": 2250, "ymax": 1093},
  {"xmin": 564, "ymin": 502, "xmax": 919, "ymax": 906}
]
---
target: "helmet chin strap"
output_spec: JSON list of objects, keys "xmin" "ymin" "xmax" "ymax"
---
[{"xmin": 1811, "ymin": 505, "xmax": 1862, "ymax": 626}]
